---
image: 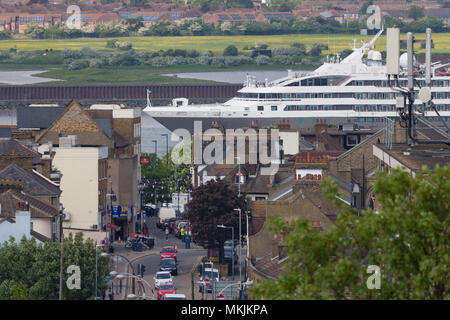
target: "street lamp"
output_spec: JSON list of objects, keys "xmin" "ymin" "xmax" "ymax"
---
[
  {"xmin": 234, "ymin": 208, "xmax": 242, "ymax": 285},
  {"xmin": 161, "ymin": 134, "xmax": 169, "ymax": 167},
  {"xmin": 95, "ymin": 244, "xmax": 104, "ymax": 300},
  {"xmin": 102, "ymin": 253, "xmax": 136, "ymax": 295},
  {"xmin": 138, "ymin": 182, "xmax": 145, "ymax": 234},
  {"xmin": 106, "ymin": 189, "xmax": 116, "ymax": 244},
  {"xmin": 217, "ymin": 224, "xmax": 234, "ymax": 281},
  {"xmin": 114, "ymin": 273, "xmax": 155, "ymax": 300}
]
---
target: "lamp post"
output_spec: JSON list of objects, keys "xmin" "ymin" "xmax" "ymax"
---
[
  {"xmin": 235, "ymin": 156, "xmax": 241, "ymax": 197},
  {"xmin": 152, "ymin": 139, "xmax": 157, "ymax": 156},
  {"xmin": 58, "ymin": 204, "xmax": 65, "ymax": 300},
  {"xmin": 95, "ymin": 244, "xmax": 104, "ymax": 300},
  {"xmin": 234, "ymin": 208, "xmax": 242, "ymax": 285},
  {"xmin": 115, "ymin": 273, "xmax": 155, "ymax": 300},
  {"xmin": 102, "ymin": 252, "xmax": 136, "ymax": 296},
  {"xmin": 161, "ymin": 133, "xmax": 169, "ymax": 167},
  {"xmin": 106, "ymin": 188, "xmax": 116, "ymax": 244},
  {"xmin": 138, "ymin": 182, "xmax": 145, "ymax": 234},
  {"xmin": 217, "ymin": 224, "xmax": 234, "ymax": 281}
]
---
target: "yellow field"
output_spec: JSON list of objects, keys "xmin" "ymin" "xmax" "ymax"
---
[{"xmin": 1, "ymin": 33, "xmax": 449, "ymax": 54}]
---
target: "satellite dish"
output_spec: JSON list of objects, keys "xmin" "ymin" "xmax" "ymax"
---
[{"xmin": 418, "ymin": 87, "xmax": 431, "ymax": 103}]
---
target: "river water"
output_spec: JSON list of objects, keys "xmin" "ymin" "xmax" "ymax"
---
[{"xmin": 0, "ymin": 70, "xmax": 60, "ymax": 85}]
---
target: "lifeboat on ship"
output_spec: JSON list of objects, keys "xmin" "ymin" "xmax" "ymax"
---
[{"xmin": 436, "ymin": 69, "xmax": 450, "ymax": 76}]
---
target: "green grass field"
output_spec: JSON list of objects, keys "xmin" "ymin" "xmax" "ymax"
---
[
  {"xmin": 2, "ymin": 33, "xmax": 450, "ymax": 54},
  {"xmin": 30, "ymin": 63, "xmax": 315, "ymax": 85}
]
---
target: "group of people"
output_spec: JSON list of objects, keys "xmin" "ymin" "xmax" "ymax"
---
[{"xmin": 163, "ymin": 223, "xmax": 188, "ymax": 242}]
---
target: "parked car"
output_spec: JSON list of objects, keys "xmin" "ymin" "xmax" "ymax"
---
[
  {"xmin": 156, "ymin": 283, "xmax": 177, "ymax": 300},
  {"xmin": 160, "ymin": 257, "xmax": 178, "ymax": 275},
  {"xmin": 153, "ymin": 271, "xmax": 173, "ymax": 289},
  {"xmin": 160, "ymin": 246, "xmax": 177, "ymax": 261},
  {"xmin": 199, "ymin": 267, "xmax": 219, "ymax": 293},
  {"xmin": 161, "ymin": 293, "xmax": 186, "ymax": 300}
]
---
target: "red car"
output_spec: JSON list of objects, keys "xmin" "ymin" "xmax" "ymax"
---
[
  {"xmin": 157, "ymin": 283, "xmax": 177, "ymax": 300},
  {"xmin": 160, "ymin": 246, "xmax": 177, "ymax": 261}
]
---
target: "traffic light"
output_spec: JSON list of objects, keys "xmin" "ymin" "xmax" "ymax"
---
[{"xmin": 138, "ymin": 264, "xmax": 146, "ymax": 276}]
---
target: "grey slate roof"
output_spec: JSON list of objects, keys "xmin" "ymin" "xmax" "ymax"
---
[
  {"xmin": 0, "ymin": 164, "xmax": 60, "ymax": 197},
  {"xmin": 16, "ymin": 107, "xmax": 66, "ymax": 129},
  {"xmin": 0, "ymin": 139, "xmax": 39, "ymax": 156},
  {"xmin": 94, "ymin": 118, "xmax": 112, "ymax": 138}
]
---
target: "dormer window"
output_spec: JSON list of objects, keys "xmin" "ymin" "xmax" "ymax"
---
[{"xmin": 235, "ymin": 172, "xmax": 245, "ymax": 184}]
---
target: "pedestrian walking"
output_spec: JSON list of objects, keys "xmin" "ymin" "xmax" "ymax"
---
[
  {"xmin": 165, "ymin": 226, "xmax": 169, "ymax": 241},
  {"xmin": 108, "ymin": 287, "xmax": 114, "ymax": 300}
]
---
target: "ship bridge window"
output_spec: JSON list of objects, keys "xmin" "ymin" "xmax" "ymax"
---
[
  {"xmin": 259, "ymin": 93, "xmax": 280, "ymax": 99},
  {"xmin": 271, "ymin": 106, "xmax": 278, "ymax": 111},
  {"xmin": 257, "ymin": 106, "xmax": 264, "ymax": 111},
  {"xmin": 239, "ymin": 92, "xmax": 258, "ymax": 99},
  {"xmin": 300, "ymin": 78, "xmax": 328, "ymax": 86},
  {"xmin": 286, "ymin": 82, "xmax": 300, "ymax": 86},
  {"xmin": 284, "ymin": 105, "xmax": 305, "ymax": 111}
]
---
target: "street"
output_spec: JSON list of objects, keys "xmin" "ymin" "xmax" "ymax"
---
[{"xmin": 130, "ymin": 216, "xmax": 206, "ymax": 300}]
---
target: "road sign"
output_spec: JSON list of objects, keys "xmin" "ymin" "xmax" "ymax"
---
[
  {"xmin": 216, "ymin": 294, "xmax": 225, "ymax": 300},
  {"xmin": 204, "ymin": 279, "xmax": 210, "ymax": 286}
]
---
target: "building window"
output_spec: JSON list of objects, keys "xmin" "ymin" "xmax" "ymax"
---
[{"xmin": 346, "ymin": 135, "xmax": 358, "ymax": 146}]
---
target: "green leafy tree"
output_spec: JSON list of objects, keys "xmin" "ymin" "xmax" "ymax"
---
[
  {"xmin": 408, "ymin": 5, "xmax": 425, "ymax": 21},
  {"xmin": 0, "ymin": 233, "xmax": 110, "ymax": 300},
  {"xmin": 251, "ymin": 165, "xmax": 450, "ymax": 299},
  {"xmin": 223, "ymin": 45, "xmax": 238, "ymax": 56},
  {"xmin": 185, "ymin": 179, "xmax": 246, "ymax": 251}
]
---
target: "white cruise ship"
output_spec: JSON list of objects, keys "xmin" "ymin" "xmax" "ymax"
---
[{"xmin": 144, "ymin": 29, "xmax": 450, "ymax": 133}]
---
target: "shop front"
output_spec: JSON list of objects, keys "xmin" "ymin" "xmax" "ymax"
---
[{"xmin": 111, "ymin": 204, "xmax": 134, "ymax": 241}]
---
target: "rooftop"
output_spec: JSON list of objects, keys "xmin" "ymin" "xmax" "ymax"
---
[{"xmin": 375, "ymin": 143, "xmax": 450, "ymax": 173}]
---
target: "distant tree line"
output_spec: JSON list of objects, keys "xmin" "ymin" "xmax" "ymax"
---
[
  {"xmin": 18, "ymin": 14, "xmax": 449, "ymax": 40},
  {"xmin": 0, "ymin": 42, "xmax": 327, "ymax": 70}
]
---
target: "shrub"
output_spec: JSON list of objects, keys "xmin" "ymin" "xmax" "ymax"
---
[
  {"xmin": 309, "ymin": 44, "xmax": 322, "ymax": 57},
  {"xmin": 80, "ymin": 47, "xmax": 97, "ymax": 58},
  {"xmin": 223, "ymin": 45, "xmax": 238, "ymax": 56},
  {"xmin": 89, "ymin": 59, "xmax": 104, "ymax": 68},
  {"xmin": 67, "ymin": 60, "xmax": 89, "ymax": 70},
  {"xmin": 198, "ymin": 55, "xmax": 212, "ymax": 65},
  {"xmin": 272, "ymin": 55, "xmax": 295, "ymax": 65},
  {"xmin": 255, "ymin": 55, "xmax": 271, "ymax": 65},
  {"xmin": 272, "ymin": 47, "xmax": 306, "ymax": 57}
]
